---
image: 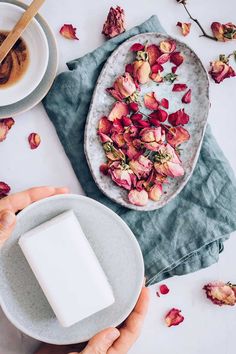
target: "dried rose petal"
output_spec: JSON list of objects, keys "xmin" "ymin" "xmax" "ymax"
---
[
  {"xmin": 59, "ymin": 24, "xmax": 79, "ymax": 40},
  {"xmin": 149, "ymin": 116, "xmax": 160, "ymax": 127},
  {"xmin": 182, "ymin": 89, "xmax": 191, "ymax": 104},
  {"xmin": 98, "ymin": 116, "xmax": 112, "ymax": 134},
  {"xmin": 168, "ymin": 109, "xmax": 189, "ymax": 126},
  {"xmin": 150, "ymin": 72, "xmax": 163, "ymax": 83},
  {"xmin": 165, "ymin": 308, "xmax": 184, "ymax": 327},
  {"xmin": 160, "ymin": 98, "xmax": 169, "ymax": 109},
  {"xmin": 130, "ymin": 43, "xmax": 145, "ymax": 52},
  {"xmin": 100, "ymin": 164, "xmax": 109, "ymax": 175},
  {"xmin": 203, "ymin": 281, "xmax": 236, "ymax": 306},
  {"xmin": 129, "ymin": 155, "xmax": 153, "ymax": 179},
  {"xmin": 109, "ymin": 163, "xmax": 135, "ymax": 190},
  {"xmin": 156, "ymin": 53, "xmax": 170, "ymax": 65},
  {"xmin": 102, "ymin": 6, "xmax": 125, "ymax": 39},
  {"xmin": 135, "ymin": 120, "xmax": 150, "ymax": 128},
  {"xmin": 133, "ymin": 60, "xmax": 151, "ymax": 84},
  {"xmin": 125, "ymin": 63, "xmax": 134, "ymax": 75},
  {"xmin": 159, "ymin": 40, "xmax": 176, "ymax": 54},
  {"xmin": 0, "ymin": 182, "xmax": 11, "ymax": 197},
  {"xmin": 160, "ymin": 284, "xmax": 170, "ymax": 295},
  {"xmin": 111, "ymin": 119, "xmax": 124, "ymax": 134},
  {"xmin": 0, "ymin": 122, "xmax": 9, "ymax": 142},
  {"xmin": 172, "ymin": 66, "xmax": 178, "ymax": 74},
  {"xmin": 144, "ymin": 92, "xmax": 159, "ymax": 110},
  {"xmin": 151, "ymin": 63, "xmax": 164, "ymax": 73},
  {"xmin": 99, "ymin": 132, "xmax": 113, "ymax": 143},
  {"xmin": 108, "ymin": 102, "xmax": 129, "ymax": 121},
  {"xmin": 148, "ymin": 184, "xmax": 162, "ymax": 201},
  {"xmin": 172, "ymin": 83, "xmax": 187, "ymax": 92},
  {"xmin": 28, "ymin": 133, "xmax": 41, "ymax": 150},
  {"xmin": 211, "ymin": 22, "xmax": 236, "ymax": 42},
  {"xmin": 128, "ymin": 102, "xmax": 139, "ymax": 112},
  {"xmin": 131, "ymin": 113, "xmax": 143, "ymax": 122},
  {"xmin": 170, "ymin": 52, "xmax": 184, "ymax": 67},
  {"xmin": 176, "ymin": 22, "xmax": 191, "ymax": 36},
  {"xmin": 147, "ymin": 44, "xmax": 161, "ymax": 65},
  {"xmin": 149, "ymin": 109, "xmax": 168, "ymax": 123},
  {"xmin": 128, "ymin": 189, "xmax": 149, "ymax": 206},
  {"xmin": 121, "ymin": 116, "xmax": 132, "ymax": 126},
  {"xmin": 209, "ymin": 60, "xmax": 236, "ymax": 84},
  {"xmin": 166, "ymin": 126, "xmax": 190, "ymax": 147}
]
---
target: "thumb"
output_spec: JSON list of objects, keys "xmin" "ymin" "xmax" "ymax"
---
[
  {"xmin": 0, "ymin": 209, "xmax": 16, "ymax": 246},
  {"xmin": 81, "ymin": 328, "xmax": 120, "ymax": 354}
]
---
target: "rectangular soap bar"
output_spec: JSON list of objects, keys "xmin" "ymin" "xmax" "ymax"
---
[{"xmin": 18, "ymin": 210, "xmax": 114, "ymax": 327}]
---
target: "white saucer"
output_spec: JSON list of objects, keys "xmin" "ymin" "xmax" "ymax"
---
[
  {"xmin": 0, "ymin": 2, "xmax": 49, "ymax": 106},
  {"xmin": 0, "ymin": 194, "xmax": 144, "ymax": 344}
]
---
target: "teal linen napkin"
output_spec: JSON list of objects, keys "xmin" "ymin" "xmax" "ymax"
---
[{"xmin": 43, "ymin": 15, "xmax": 236, "ymax": 285}]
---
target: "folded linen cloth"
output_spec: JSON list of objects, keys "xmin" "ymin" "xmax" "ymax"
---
[{"xmin": 43, "ymin": 15, "xmax": 236, "ymax": 285}]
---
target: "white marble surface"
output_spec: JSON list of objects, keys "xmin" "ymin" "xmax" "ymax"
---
[{"xmin": 0, "ymin": 0, "xmax": 236, "ymax": 353}]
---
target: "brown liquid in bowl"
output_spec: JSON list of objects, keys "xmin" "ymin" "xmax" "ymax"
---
[{"xmin": 0, "ymin": 31, "xmax": 29, "ymax": 89}]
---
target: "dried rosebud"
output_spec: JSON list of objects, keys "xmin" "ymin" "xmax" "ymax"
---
[
  {"xmin": 182, "ymin": 89, "xmax": 191, "ymax": 103},
  {"xmin": 159, "ymin": 40, "xmax": 176, "ymax": 54},
  {"xmin": 98, "ymin": 116, "xmax": 112, "ymax": 134},
  {"xmin": 209, "ymin": 60, "xmax": 236, "ymax": 84},
  {"xmin": 115, "ymin": 73, "xmax": 136, "ymax": 99},
  {"xmin": 176, "ymin": 22, "xmax": 191, "ymax": 36},
  {"xmin": 133, "ymin": 60, "xmax": 151, "ymax": 84},
  {"xmin": 128, "ymin": 189, "xmax": 149, "ymax": 206},
  {"xmin": 160, "ymin": 284, "xmax": 170, "ymax": 295},
  {"xmin": 168, "ymin": 108, "xmax": 189, "ymax": 126},
  {"xmin": 203, "ymin": 281, "xmax": 236, "ymax": 306},
  {"xmin": 28, "ymin": 133, "xmax": 41, "ymax": 150},
  {"xmin": 59, "ymin": 24, "xmax": 79, "ymax": 40},
  {"xmin": 130, "ymin": 43, "xmax": 145, "ymax": 52},
  {"xmin": 128, "ymin": 102, "xmax": 139, "ymax": 112},
  {"xmin": 211, "ymin": 22, "xmax": 236, "ymax": 42},
  {"xmin": 102, "ymin": 6, "xmax": 125, "ymax": 39},
  {"xmin": 146, "ymin": 44, "xmax": 161, "ymax": 65},
  {"xmin": 108, "ymin": 102, "xmax": 129, "ymax": 121},
  {"xmin": 172, "ymin": 83, "xmax": 187, "ymax": 92},
  {"xmin": 166, "ymin": 126, "xmax": 190, "ymax": 147},
  {"xmin": 144, "ymin": 92, "xmax": 159, "ymax": 110},
  {"xmin": 129, "ymin": 155, "xmax": 153, "ymax": 179},
  {"xmin": 0, "ymin": 122, "xmax": 9, "ymax": 142},
  {"xmin": 103, "ymin": 142, "xmax": 125, "ymax": 161},
  {"xmin": 165, "ymin": 308, "xmax": 184, "ymax": 327},
  {"xmin": 148, "ymin": 184, "xmax": 162, "ymax": 201},
  {"xmin": 154, "ymin": 144, "xmax": 184, "ymax": 178},
  {"xmin": 170, "ymin": 52, "xmax": 184, "ymax": 67},
  {"xmin": 109, "ymin": 162, "xmax": 136, "ymax": 190},
  {"xmin": 0, "ymin": 181, "xmax": 11, "ymax": 198}
]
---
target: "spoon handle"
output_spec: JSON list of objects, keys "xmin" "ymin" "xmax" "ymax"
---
[{"xmin": 0, "ymin": 0, "xmax": 45, "ymax": 64}]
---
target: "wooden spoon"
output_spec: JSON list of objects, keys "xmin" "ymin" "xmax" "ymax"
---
[{"xmin": 0, "ymin": 0, "xmax": 45, "ymax": 64}]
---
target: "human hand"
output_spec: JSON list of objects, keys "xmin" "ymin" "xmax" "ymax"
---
[
  {"xmin": 0, "ymin": 186, "xmax": 68, "ymax": 246},
  {"xmin": 35, "ymin": 285, "xmax": 150, "ymax": 354}
]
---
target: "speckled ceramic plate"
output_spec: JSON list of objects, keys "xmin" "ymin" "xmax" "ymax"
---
[
  {"xmin": 85, "ymin": 33, "xmax": 210, "ymax": 211},
  {"xmin": 0, "ymin": 194, "xmax": 144, "ymax": 345},
  {"xmin": 0, "ymin": 0, "xmax": 58, "ymax": 118}
]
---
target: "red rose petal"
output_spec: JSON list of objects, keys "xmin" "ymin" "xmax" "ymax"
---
[
  {"xmin": 60, "ymin": 24, "xmax": 79, "ymax": 40},
  {"xmin": 0, "ymin": 122, "xmax": 9, "ymax": 142},
  {"xmin": 160, "ymin": 98, "xmax": 169, "ymax": 109},
  {"xmin": 98, "ymin": 116, "xmax": 112, "ymax": 134},
  {"xmin": 130, "ymin": 43, "xmax": 145, "ymax": 52},
  {"xmin": 165, "ymin": 308, "xmax": 184, "ymax": 327},
  {"xmin": 166, "ymin": 126, "xmax": 190, "ymax": 147},
  {"xmin": 131, "ymin": 113, "xmax": 143, "ymax": 122},
  {"xmin": 172, "ymin": 83, "xmax": 187, "ymax": 92},
  {"xmin": 151, "ymin": 63, "xmax": 164, "ymax": 73},
  {"xmin": 121, "ymin": 116, "xmax": 132, "ymax": 126},
  {"xmin": 100, "ymin": 164, "xmax": 109, "ymax": 175},
  {"xmin": 2, "ymin": 117, "xmax": 15, "ymax": 129},
  {"xmin": 172, "ymin": 66, "xmax": 178, "ymax": 74},
  {"xmin": 168, "ymin": 109, "xmax": 189, "ymax": 126},
  {"xmin": 28, "ymin": 133, "xmax": 41, "ymax": 150},
  {"xmin": 157, "ymin": 53, "xmax": 170, "ymax": 65},
  {"xmin": 170, "ymin": 52, "xmax": 184, "ymax": 67},
  {"xmin": 0, "ymin": 181, "xmax": 11, "ymax": 196},
  {"xmin": 160, "ymin": 284, "xmax": 170, "ymax": 295},
  {"xmin": 149, "ymin": 109, "xmax": 168, "ymax": 123},
  {"xmin": 128, "ymin": 102, "xmax": 139, "ymax": 112},
  {"xmin": 125, "ymin": 63, "xmax": 134, "ymax": 75},
  {"xmin": 147, "ymin": 44, "xmax": 161, "ymax": 65},
  {"xmin": 176, "ymin": 22, "xmax": 191, "ymax": 36},
  {"xmin": 144, "ymin": 92, "xmax": 159, "ymax": 110},
  {"xmin": 182, "ymin": 89, "xmax": 191, "ymax": 103}
]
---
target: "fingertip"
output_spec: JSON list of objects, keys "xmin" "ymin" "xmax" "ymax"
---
[{"xmin": 54, "ymin": 187, "xmax": 70, "ymax": 194}]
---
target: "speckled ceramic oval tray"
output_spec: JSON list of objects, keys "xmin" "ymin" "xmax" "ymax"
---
[
  {"xmin": 85, "ymin": 33, "xmax": 210, "ymax": 211},
  {"xmin": 0, "ymin": 195, "xmax": 144, "ymax": 344}
]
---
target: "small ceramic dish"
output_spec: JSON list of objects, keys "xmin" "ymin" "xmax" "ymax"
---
[
  {"xmin": 0, "ymin": 194, "xmax": 144, "ymax": 345},
  {"xmin": 0, "ymin": 2, "xmax": 49, "ymax": 106}
]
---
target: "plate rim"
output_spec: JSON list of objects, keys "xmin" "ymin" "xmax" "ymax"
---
[
  {"xmin": 84, "ymin": 32, "xmax": 210, "ymax": 211},
  {"xmin": 0, "ymin": 194, "xmax": 144, "ymax": 344},
  {"xmin": 0, "ymin": 0, "xmax": 58, "ymax": 118}
]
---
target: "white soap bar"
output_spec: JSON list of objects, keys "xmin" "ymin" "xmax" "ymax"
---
[{"xmin": 18, "ymin": 210, "xmax": 114, "ymax": 327}]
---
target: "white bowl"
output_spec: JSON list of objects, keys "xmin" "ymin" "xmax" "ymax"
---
[{"xmin": 0, "ymin": 3, "xmax": 49, "ymax": 106}]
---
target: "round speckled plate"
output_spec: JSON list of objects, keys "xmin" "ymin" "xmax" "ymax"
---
[
  {"xmin": 0, "ymin": 0, "xmax": 58, "ymax": 118},
  {"xmin": 0, "ymin": 194, "xmax": 144, "ymax": 344},
  {"xmin": 85, "ymin": 33, "xmax": 210, "ymax": 211}
]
